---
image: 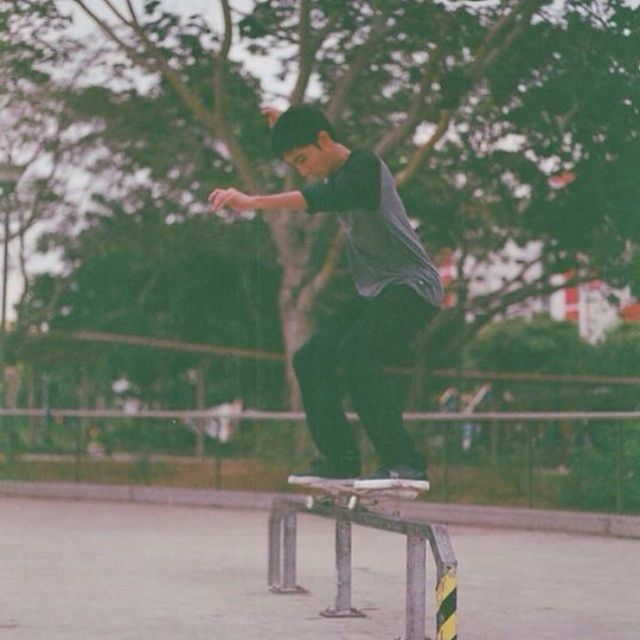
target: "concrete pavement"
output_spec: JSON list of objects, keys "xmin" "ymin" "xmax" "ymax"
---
[{"xmin": 2, "ymin": 496, "xmax": 640, "ymax": 640}]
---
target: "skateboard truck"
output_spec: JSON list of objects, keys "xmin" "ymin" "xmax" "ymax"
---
[
  {"xmin": 302, "ymin": 480, "xmax": 425, "ymax": 514},
  {"xmin": 305, "ymin": 493, "xmax": 360, "ymax": 511}
]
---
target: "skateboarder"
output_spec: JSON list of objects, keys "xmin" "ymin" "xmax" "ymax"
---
[{"xmin": 209, "ymin": 105, "xmax": 442, "ymax": 490}]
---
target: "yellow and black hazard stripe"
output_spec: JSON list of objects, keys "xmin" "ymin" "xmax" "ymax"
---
[{"xmin": 436, "ymin": 567, "xmax": 457, "ymax": 640}]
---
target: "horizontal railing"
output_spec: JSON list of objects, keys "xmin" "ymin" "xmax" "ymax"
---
[{"xmin": 1, "ymin": 408, "xmax": 640, "ymax": 421}]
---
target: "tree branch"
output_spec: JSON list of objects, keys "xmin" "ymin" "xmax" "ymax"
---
[
  {"xmin": 124, "ymin": 0, "xmax": 137, "ymax": 23},
  {"xmin": 99, "ymin": 0, "xmax": 130, "ymax": 25},
  {"xmin": 394, "ymin": 110, "xmax": 453, "ymax": 187},
  {"xmin": 211, "ymin": 0, "xmax": 258, "ymax": 190},
  {"xmin": 71, "ymin": 0, "xmax": 219, "ymax": 135},
  {"xmin": 289, "ymin": 0, "xmax": 313, "ymax": 105},
  {"xmin": 374, "ymin": 44, "xmax": 442, "ymax": 158},
  {"xmin": 393, "ymin": 0, "xmax": 544, "ymax": 187},
  {"xmin": 467, "ymin": 270, "xmax": 595, "ymax": 335},
  {"xmin": 70, "ymin": 0, "xmax": 151, "ymax": 69},
  {"xmin": 325, "ymin": 13, "xmax": 389, "ymax": 121},
  {"xmin": 469, "ymin": 0, "xmax": 543, "ymax": 82}
]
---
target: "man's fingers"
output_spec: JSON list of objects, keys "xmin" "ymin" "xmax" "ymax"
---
[
  {"xmin": 208, "ymin": 188, "xmax": 249, "ymax": 216},
  {"xmin": 261, "ymin": 106, "xmax": 282, "ymax": 127},
  {"xmin": 217, "ymin": 192, "xmax": 235, "ymax": 211},
  {"xmin": 209, "ymin": 188, "xmax": 230, "ymax": 211}
]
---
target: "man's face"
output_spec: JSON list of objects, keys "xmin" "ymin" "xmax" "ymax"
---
[{"xmin": 283, "ymin": 141, "xmax": 330, "ymax": 180}]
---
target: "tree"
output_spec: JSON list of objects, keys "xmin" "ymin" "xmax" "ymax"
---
[
  {"xmin": 15, "ymin": 187, "xmax": 283, "ymax": 407},
  {"xmin": 0, "ymin": 1, "xmax": 96, "ymax": 310},
  {"xmin": 9, "ymin": 0, "xmax": 640, "ymax": 407},
  {"xmin": 596, "ymin": 324, "xmax": 640, "ymax": 379},
  {"xmin": 467, "ymin": 315, "xmax": 592, "ymax": 375}
]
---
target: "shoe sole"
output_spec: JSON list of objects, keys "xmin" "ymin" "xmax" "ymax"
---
[
  {"xmin": 288, "ymin": 475, "xmax": 356, "ymax": 488},
  {"xmin": 353, "ymin": 478, "xmax": 430, "ymax": 491}
]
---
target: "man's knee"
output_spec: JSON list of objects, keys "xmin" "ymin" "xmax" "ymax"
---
[{"xmin": 293, "ymin": 337, "xmax": 332, "ymax": 378}]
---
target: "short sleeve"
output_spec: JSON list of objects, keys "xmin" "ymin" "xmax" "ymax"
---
[{"xmin": 302, "ymin": 150, "xmax": 381, "ymax": 214}]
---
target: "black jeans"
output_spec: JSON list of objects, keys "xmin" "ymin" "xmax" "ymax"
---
[{"xmin": 293, "ymin": 285, "xmax": 438, "ymax": 470}]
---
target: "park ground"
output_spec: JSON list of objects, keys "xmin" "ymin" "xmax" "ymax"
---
[{"xmin": 1, "ymin": 495, "xmax": 640, "ymax": 640}]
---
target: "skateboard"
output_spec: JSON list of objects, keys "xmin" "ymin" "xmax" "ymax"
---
[{"xmin": 299, "ymin": 479, "xmax": 429, "ymax": 512}]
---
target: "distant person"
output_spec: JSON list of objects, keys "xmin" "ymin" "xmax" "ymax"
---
[{"xmin": 209, "ymin": 105, "xmax": 442, "ymax": 490}]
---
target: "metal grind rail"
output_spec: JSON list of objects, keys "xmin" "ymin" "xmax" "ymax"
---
[{"xmin": 268, "ymin": 496, "xmax": 458, "ymax": 640}]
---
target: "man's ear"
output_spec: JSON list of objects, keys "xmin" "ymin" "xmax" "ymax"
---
[{"xmin": 316, "ymin": 130, "xmax": 332, "ymax": 148}]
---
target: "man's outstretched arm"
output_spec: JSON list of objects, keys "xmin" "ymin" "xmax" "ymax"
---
[{"xmin": 208, "ymin": 188, "xmax": 307, "ymax": 213}]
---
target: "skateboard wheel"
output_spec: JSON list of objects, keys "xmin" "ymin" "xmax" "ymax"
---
[
  {"xmin": 305, "ymin": 495, "xmax": 315, "ymax": 509},
  {"xmin": 347, "ymin": 495, "xmax": 358, "ymax": 511}
]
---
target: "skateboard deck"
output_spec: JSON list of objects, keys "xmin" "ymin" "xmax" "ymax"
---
[{"xmin": 297, "ymin": 479, "xmax": 429, "ymax": 512}]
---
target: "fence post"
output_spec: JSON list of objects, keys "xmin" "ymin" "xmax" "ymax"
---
[
  {"xmin": 616, "ymin": 422, "xmax": 624, "ymax": 514},
  {"xmin": 41, "ymin": 374, "xmax": 52, "ymax": 450},
  {"xmin": 490, "ymin": 383, "xmax": 499, "ymax": 467},
  {"xmin": 195, "ymin": 362, "xmax": 205, "ymax": 459},
  {"xmin": 443, "ymin": 423, "xmax": 450, "ymax": 503},
  {"xmin": 5, "ymin": 421, "xmax": 15, "ymax": 467},
  {"xmin": 74, "ymin": 419, "xmax": 82, "ymax": 483},
  {"xmin": 526, "ymin": 423, "xmax": 534, "ymax": 508}
]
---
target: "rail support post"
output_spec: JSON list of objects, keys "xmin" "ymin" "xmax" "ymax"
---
[
  {"xmin": 267, "ymin": 509, "xmax": 282, "ymax": 589},
  {"xmin": 268, "ymin": 504, "xmax": 307, "ymax": 594},
  {"xmin": 406, "ymin": 533, "xmax": 427, "ymax": 640},
  {"xmin": 321, "ymin": 518, "xmax": 365, "ymax": 618}
]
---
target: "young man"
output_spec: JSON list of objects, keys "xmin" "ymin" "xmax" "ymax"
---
[{"xmin": 209, "ymin": 105, "xmax": 442, "ymax": 490}]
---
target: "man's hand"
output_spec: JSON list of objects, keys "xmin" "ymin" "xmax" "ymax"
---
[
  {"xmin": 208, "ymin": 188, "xmax": 255, "ymax": 214},
  {"xmin": 261, "ymin": 106, "xmax": 282, "ymax": 128}
]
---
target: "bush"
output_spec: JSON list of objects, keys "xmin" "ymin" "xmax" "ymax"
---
[{"xmin": 560, "ymin": 422, "xmax": 640, "ymax": 512}]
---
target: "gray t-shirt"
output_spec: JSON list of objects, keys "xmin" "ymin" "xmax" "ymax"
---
[{"xmin": 302, "ymin": 149, "xmax": 443, "ymax": 307}]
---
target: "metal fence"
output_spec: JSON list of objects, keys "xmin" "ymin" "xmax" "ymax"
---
[{"xmin": 1, "ymin": 408, "xmax": 638, "ymax": 514}]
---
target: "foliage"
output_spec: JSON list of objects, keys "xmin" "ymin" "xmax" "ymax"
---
[
  {"xmin": 3, "ymin": 0, "xmax": 640, "ymax": 408},
  {"xmin": 561, "ymin": 422, "xmax": 640, "ymax": 512},
  {"xmin": 595, "ymin": 324, "xmax": 640, "ymax": 378},
  {"xmin": 14, "ymin": 189, "xmax": 282, "ymax": 408},
  {"xmin": 466, "ymin": 315, "xmax": 592, "ymax": 374}
]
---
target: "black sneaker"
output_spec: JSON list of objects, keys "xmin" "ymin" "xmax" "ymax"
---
[
  {"xmin": 288, "ymin": 458, "xmax": 360, "ymax": 487},
  {"xmin": 353, "ymin": 464, "xmax": 430, "ymax": 491}
]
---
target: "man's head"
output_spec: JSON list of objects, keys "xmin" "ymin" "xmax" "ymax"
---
[{"xmin": 271, "ymin": 105, "xmax": 341, "ymax": 179}]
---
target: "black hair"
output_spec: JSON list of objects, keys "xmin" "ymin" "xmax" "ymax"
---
[{"xmin": 270, "ymin": 104, "xmax": 338, "ymax": 157}]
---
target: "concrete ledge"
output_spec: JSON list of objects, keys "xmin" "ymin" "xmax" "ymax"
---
[
  {"xmin": 0, "ymin": 480, "xmax": 281, "ymax": 511},
  {"xmin": 399, "ymin": 501, "xmax": 640, "ymax": 539},
  {"xmin": 1, "ymin": 480, "xmax": 639, "ymax": 539},
  {"xmin": 130, "ymin": 485, "xmax": 279, "ymax": 510},
  {"xmin": 0, "ymin": 480, "xmax": 133, "ymax": 503}
]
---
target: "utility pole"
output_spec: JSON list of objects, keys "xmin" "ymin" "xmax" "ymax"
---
[{"xmin": 0, "ymin": 164, "xmax": 24, "ymax": 406}]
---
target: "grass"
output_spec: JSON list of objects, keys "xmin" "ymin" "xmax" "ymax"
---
[
  {"xmin": 0, "ymin": 455, "xmax": 292, "ymax": 492},
  {"xmin": 0, "ymin": 453, "xmax": 624, "ymax": 514}
]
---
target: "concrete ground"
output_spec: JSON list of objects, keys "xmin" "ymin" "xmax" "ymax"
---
[{"xmin": 1, "ymin": 496, "xmax": 639, "ymax": 640}]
